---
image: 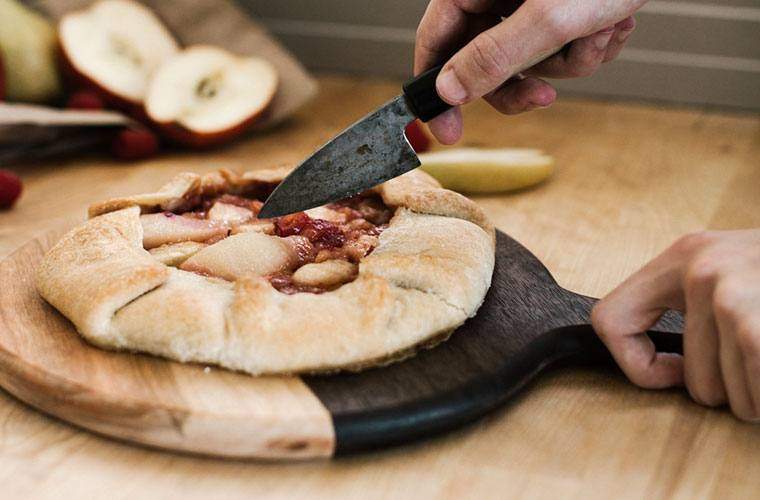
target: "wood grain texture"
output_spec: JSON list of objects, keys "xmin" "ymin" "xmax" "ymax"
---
[
  {"xmin": 0, "ymin": 76, "xmax": 759, "ymax": 498},
  {"xmin": 0, "ymin": 231, "xmax": 335, "ymax": 460},
  {"xmin": 306, "ymin": 231, "xmax": 682, "ymax": 455},
  {"xmin": 0, "ymin": 225, "xmax": 681, "ymax": 459}
]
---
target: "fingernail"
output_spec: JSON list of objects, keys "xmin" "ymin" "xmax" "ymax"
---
[
  {"xmin": 594, "ymin": 31, "xmax": 614, "ymax": 50},
  {"xmin": 527, "ymin": 103, "xmax": 550, "ymax": 111},
  {"xmin": 436, "ymin": 69, "xmax": 467, "ymax": 104}
]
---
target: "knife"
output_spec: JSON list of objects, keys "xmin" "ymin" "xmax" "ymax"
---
[{"xmin": 258, "ymin": 64, "xmax": 450, "ymax": 218}]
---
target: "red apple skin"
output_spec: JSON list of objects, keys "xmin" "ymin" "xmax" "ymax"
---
[
  {"xmin": 151, "ymin": 104, "xmax": 272, "ymax": 149},
  {"xmin": 66, "ymin": 89, "xmax": 105, "ymax": 110},
  {"xmin": 0, "ymin": 170, "xmax": 23, "ymax": 209},
  {"xmin": 57, "ymin": 43, "xmax": 152, "ymax": 124},
  {"xmin": 404, "ymin": 120, "xmax": 431, "ymax": 153},
  {"xmin": 110, "ymin": 127, "xmax": 160, "ymax": 160}
]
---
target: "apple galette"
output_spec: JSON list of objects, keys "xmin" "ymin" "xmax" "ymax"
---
[{"xmin": 36, "ymin": 168, "xmax": 495, "ymax": 374}]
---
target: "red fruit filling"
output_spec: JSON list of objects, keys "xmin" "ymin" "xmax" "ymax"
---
[
  {"xmin": 274, "ymin": 212, "xmax": 346, "ymax": 249},
  {"xmin": 152, "ymin": 190, "xmax": 393, "ymax": 294}
]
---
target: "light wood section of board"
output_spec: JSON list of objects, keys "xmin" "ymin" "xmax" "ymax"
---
[
  {"xmin": 1, "ymin": 76, "xmax": 759, "ymax": 498},
  {"xmin": 0, "ymin": 234, "xmax": 335, "ymax": 460}
]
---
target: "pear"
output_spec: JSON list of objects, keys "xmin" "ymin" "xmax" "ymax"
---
[
  {"xmin": 0, "ymin": 0, "xmax": 61, "ymax": 103},
  {"xmin": 419, "ymin": 148, "xmax": 555, "ymax": 193}
]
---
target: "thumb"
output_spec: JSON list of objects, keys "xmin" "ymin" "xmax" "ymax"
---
[{"xmin": 435, "ymin": 6, "xmax": 566, "ymax": 105}]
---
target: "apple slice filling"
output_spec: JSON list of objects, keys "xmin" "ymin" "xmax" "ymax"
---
[{"xmin": 141, "ymin": 191, "xmax": 393, "ymax": 293}]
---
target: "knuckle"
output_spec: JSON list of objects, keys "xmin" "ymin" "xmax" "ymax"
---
[
  {"xmin": 469, "ymin": 32, "xmax": 510, "ymax": 79},
  {"xmin": 591, "ymin": 302, "xmax": 616, "ymax": 340},
  {"xmin": 671, "ymin": 231, "xmax": 717, "ymax": 256},
  {"xmin": 712, "ymin": 278, "xmax": 744, "ymax": 319},
  {"xmin": 684, "ymin": 254, "xmax": 721, "ymax": 292},
  {"xmin": 531, "ymin": 2, "xmax": 574, "ymax": 45}
]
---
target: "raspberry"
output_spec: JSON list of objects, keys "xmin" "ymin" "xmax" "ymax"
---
[
  {"xmin": 66, "ymin": 90, "xmax": 104, "ymax": 110},
  {"xmin": 404, "ymin": 119, "xmax": 431, "ymax": 153},
  {"xmin": 110, "ymin": 127, "xmax": 160, "ymax": 160},
  {"xmin": 0, "ymin": 169, "xmax": 22, "ymax": 209}
]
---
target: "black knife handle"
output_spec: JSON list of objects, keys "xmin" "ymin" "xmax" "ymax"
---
[{"xmin": 402, "ymin": 65, "xmax": 452, "ymax": 122}]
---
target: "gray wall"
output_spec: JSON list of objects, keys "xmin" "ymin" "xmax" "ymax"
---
[{"xmin": 240, "ymin": 0, "xmax": 760, "ymax": 111}]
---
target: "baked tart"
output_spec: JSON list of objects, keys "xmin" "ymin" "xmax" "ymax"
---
[{"xmin": 36, "ymin": 168, "xmax": 495, "ymax": 374}]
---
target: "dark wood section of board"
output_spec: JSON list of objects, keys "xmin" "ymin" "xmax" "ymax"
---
[{"xmin": 304, "ymin": 231, "xmax": 684, "ymax": 455}]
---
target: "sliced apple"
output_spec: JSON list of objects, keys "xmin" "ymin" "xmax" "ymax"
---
[
  {"xmin": 305, "ymin": 206, "xmax": 347, "ymax": 224},
  {"xmin": 231, "ymin": 221, "xmax": 275, "ymax": 235},
  {"xmin": 292, "ymin": 260, "xmax": 357, "ymax": 288},
  {"xmin": 419, "ymin": 148, "xmax": 555, "ymax": 193},
  {"xmin": 179, "ymin": 232, "xmax": 300, "ymax": 280},
  {"xmin": 58, "ymin": 0, "xmax": 178, "ymax": 116},
  {"xmin": 208, "ymin": 201, "xmax": 253, "ymax": 226},
  {"xmin": 140, "ymin": 213, "xmax": 227, "ymax": 249},
  {"xmin": 145, "ymin": 45, "xmax": 278, "ymax": 148},
  {"xmin": 148, "ymin": 241, "xmax": 207, "ymax": 266}
]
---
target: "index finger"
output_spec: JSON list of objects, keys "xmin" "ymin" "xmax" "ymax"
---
[
  {"xmin": 591, "ymin": 248, "xmax": 687, "ymax": 389},
  {"xmin": 414, "ymin": 0, "xmax": 497, "ymax": 74}
]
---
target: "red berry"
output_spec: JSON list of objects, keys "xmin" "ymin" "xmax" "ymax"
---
[
  {"xmin": 404, "ymin": 120, "xmax": 431, "ymax": 153},
  {"xmin": 110, "ymin": 127, "xmax": 160, "ymax": 160},
  {"xmin": 0, "ymin": 170, "xmax": 22, "ymax": 209},
  {"xmin": 274, "ymin": 212, "xmax": 345, "ymax": 249},
  {"xmin": 66, "ymin": 90, "xmax": 105, "ymax": 110}
]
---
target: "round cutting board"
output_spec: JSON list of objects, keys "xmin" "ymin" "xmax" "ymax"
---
[{"xmin": 0, "ymin": 230, "xmax": 683, "ymax": 460}]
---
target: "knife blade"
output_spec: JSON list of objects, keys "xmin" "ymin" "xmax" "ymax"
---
[{"xmin": 258, "ymin": 65, "xmax": 450, "ymax": 218}]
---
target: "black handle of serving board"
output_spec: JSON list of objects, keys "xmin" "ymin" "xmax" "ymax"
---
[
  {"xmin": 328, "ymin": 325, "xmax": 683, "ymax": 455},
  {"xmin": 556, "ymin": 324, "xmax": 683, "ymax": 366},
  {"xmin": 402, "ymin": 64, "xmax": 452, "ymax": 122}
]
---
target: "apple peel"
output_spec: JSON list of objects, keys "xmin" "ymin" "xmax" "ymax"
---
[{"xmin": 145, "ymin": 45, "xmax": 278, "ymax": 148}]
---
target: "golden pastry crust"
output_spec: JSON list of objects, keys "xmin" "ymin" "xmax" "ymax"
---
[{"xmin": 37, "ymin": 168, "xmax": 495, "ymax": 374}]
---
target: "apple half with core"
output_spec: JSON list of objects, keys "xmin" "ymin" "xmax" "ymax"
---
[
  {"xmin": 58, "ymin": 0, "xmax": 178, "ymax": 116},
  {"xmin": 145, "ymin": 46, "xmax": 278, "ymax": 148}
]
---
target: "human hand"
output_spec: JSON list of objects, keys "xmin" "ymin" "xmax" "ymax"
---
[
  {"xmin": 592, "ymin": 229, "xmax": 760, "ymax": 422},
  {"xmin": 414, "ymin": 0, "xmax": 645, "ymax": 144}
]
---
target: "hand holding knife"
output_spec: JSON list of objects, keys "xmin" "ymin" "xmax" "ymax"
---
[{"xmin": 258, "ymin": 65, "xmax": 450, "ymax": 219}]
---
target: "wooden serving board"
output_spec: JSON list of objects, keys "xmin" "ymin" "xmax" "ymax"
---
[{"xmin": 0, "ymin": 229, "xmax": 683, "ymax": 460}]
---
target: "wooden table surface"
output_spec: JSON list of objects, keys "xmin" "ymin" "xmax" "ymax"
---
[{"xmin": 1, "ymin": 76, "xmax": 759, "ymax": 499}]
